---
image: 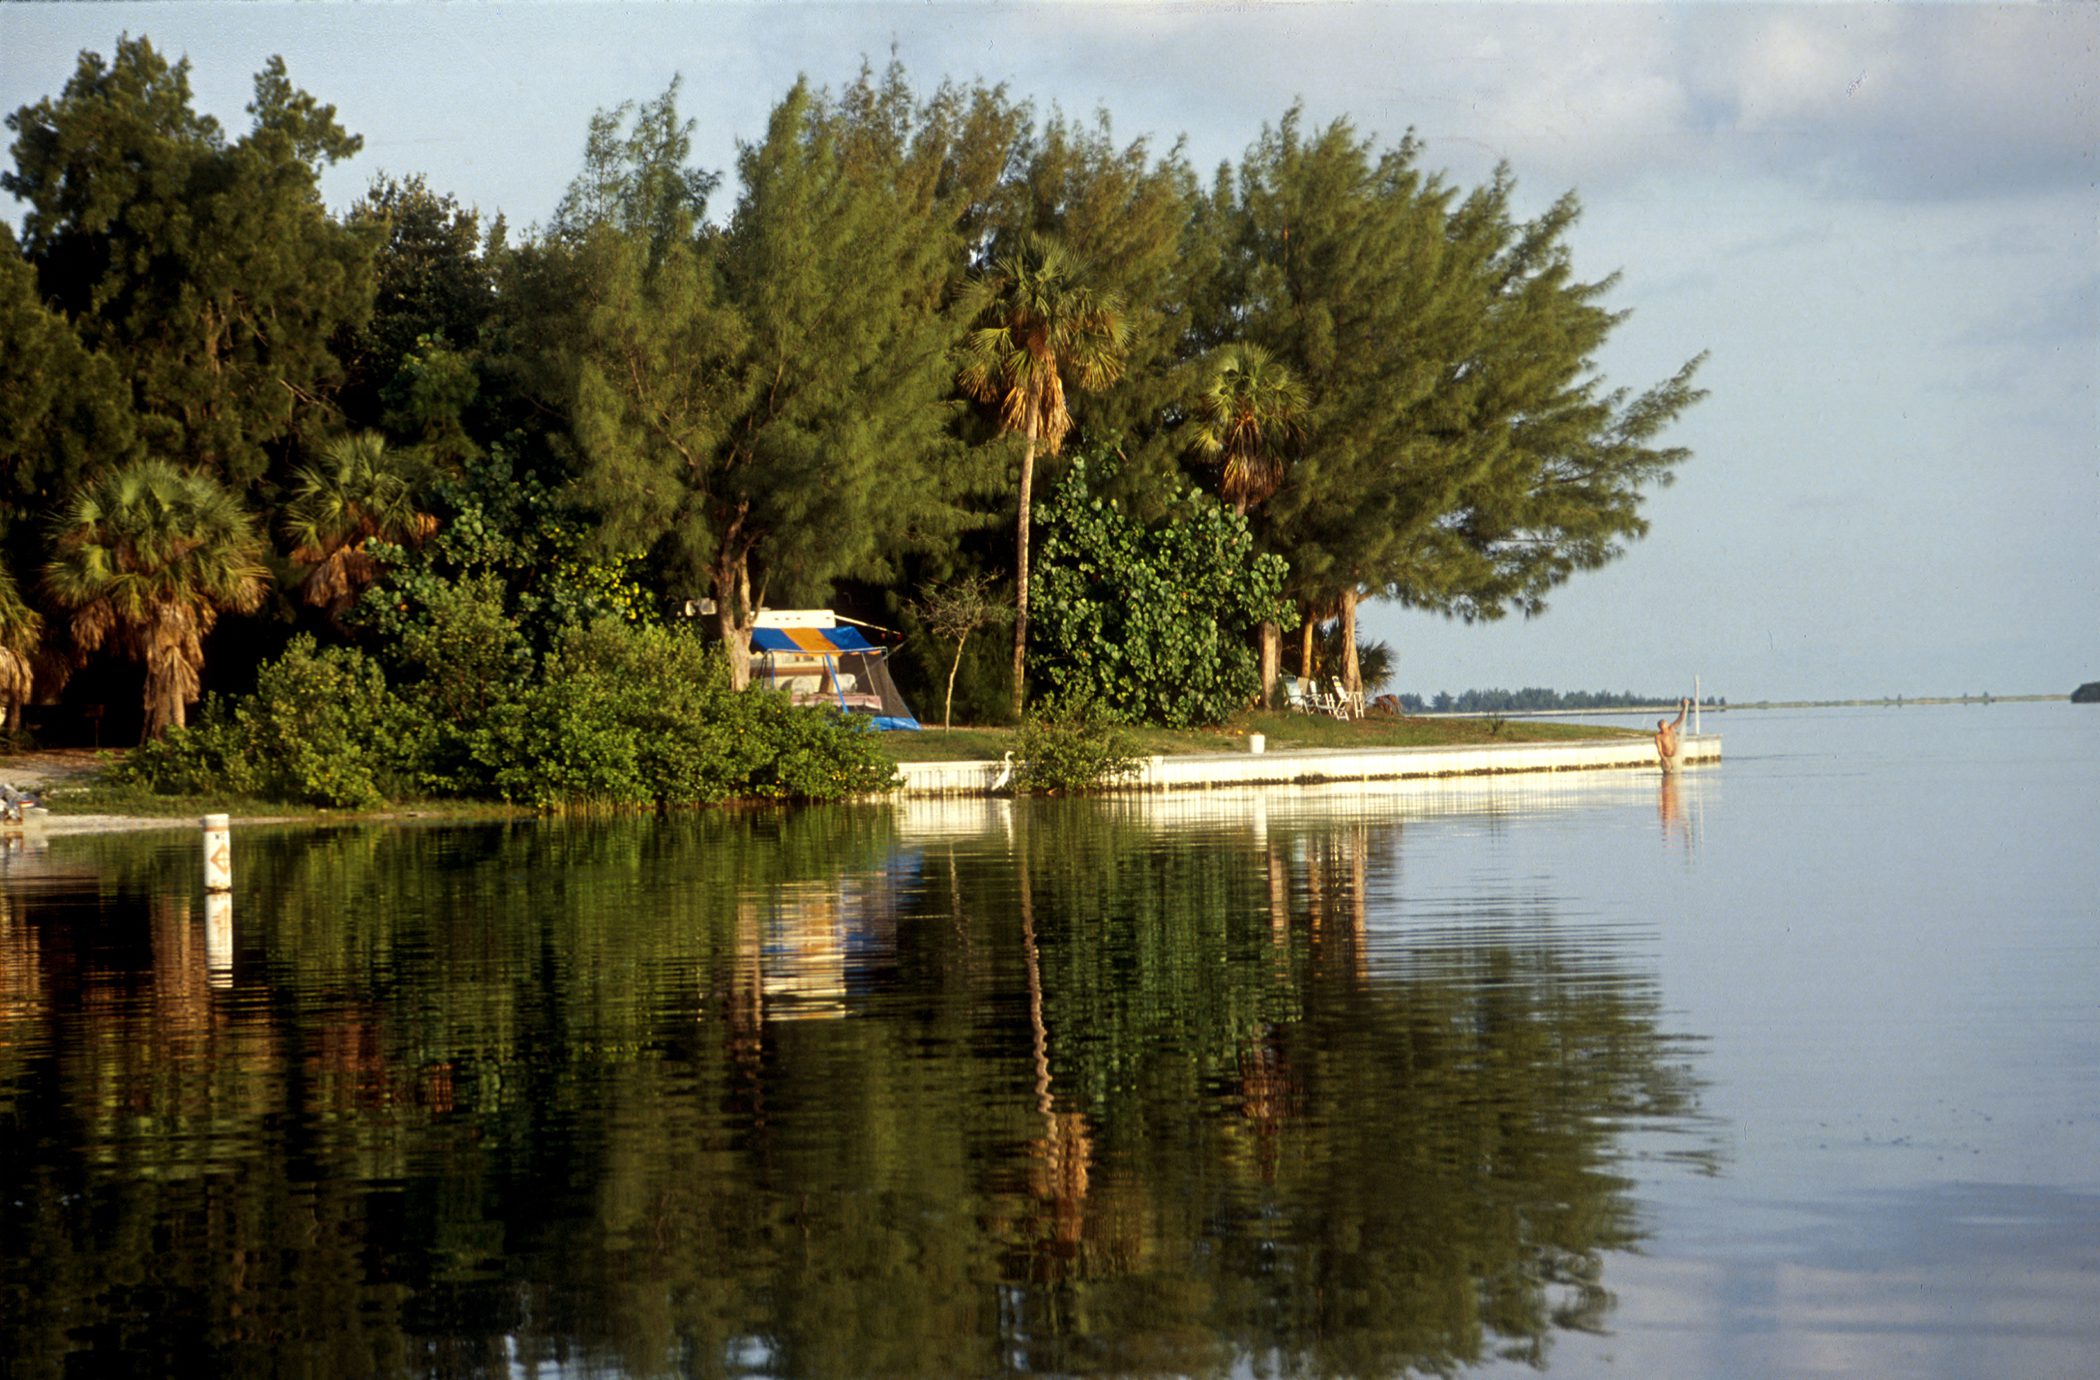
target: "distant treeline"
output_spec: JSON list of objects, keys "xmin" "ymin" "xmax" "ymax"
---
[{"xmin": 1399, "ymin": 688, "xmax": 1722, "ymax": 714}]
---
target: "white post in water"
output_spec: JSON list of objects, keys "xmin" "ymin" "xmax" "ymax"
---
[
  {"xmin": 1694, "ymin": 676, "xmax": 1702, "ymax": 737},
  {"xmin": 202, "ymin": 813, "xmax": 233, "ymax": 893}
]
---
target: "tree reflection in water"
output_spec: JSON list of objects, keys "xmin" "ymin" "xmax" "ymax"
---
[{"xmin": 0, "ymin": 797, "xmax": 1714, "ymax": 1378}]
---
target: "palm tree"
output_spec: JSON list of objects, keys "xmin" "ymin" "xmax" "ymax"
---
[
  {"xmin": 956, "ymin": 234, "xmax": 1127, "ymax": 718},
  {"xmin": 1187, "ymin": 342, "xmax": 1309, "ymax": 705},
  {"xmin": 282, "ymin": 432, "xmax": 436, "ymax": 626},
  {"xmin": 1187, "ymin": 343, "xmax": 1309, "ymax": 516},
  {"xmin": 44, "ymin": 459, "xmax": 271, "ymax": 740},
  {"xmin": 0, "ymin": 562, "xmax": 41, "ymax": 737}
]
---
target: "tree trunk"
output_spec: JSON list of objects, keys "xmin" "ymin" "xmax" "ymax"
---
[
  {"xmin": 1010, "ymin": 434, "xmax": 1038, "ymax": 721},
  {"xmin": 143, "ymin": 666, "xmax": 185, "ymax": 741},
  {"xmin": 1298, "ymin": 617, "xmax": 1316, "ymax": 680},
  {"xmin": 1340, "ymin": 587, "xmax": 1362, "ymax": 702},
  {"xmin": 944, "ymin": 632, "xmax": 968, "ymax": 730},
  {"xmin": 714, "ymin": 552, "xmax": 758, "ymax": 691},
  {"xmin": 1259, "ymin": 622, "xmax": 1281, "ymax": 708}
]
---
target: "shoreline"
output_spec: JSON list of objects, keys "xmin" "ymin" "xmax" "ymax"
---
[{"xmin": 4, "ymin": 734, "xmax": 1716, "ymax": 832}]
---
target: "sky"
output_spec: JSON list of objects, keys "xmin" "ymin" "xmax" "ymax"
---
[{"xmin": 3, "ymin": 2, "xmax": 2094, "ymax": 702}]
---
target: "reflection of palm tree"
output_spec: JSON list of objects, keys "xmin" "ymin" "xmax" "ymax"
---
[
  {"xmin": 956, "ymin": 234, "xmax": 1127, "ymax": 717},
  {"xmin": 44, "ymin": 460, "xmax": 270, "ymax": 739},
  {"xmin": 283, "ymin": 433, "xmax": 436, "ymax": 627},
  {"xmin": 1019, "ymin": 842, "xmax": 1091, "ymax": 1244}
]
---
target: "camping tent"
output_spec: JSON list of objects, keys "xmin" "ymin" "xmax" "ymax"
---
[{"xmin": 751, "ymin": 624, "xmax": 920, "ymax": 731}]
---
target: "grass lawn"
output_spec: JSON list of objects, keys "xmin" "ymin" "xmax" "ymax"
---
[{"xmin": 880, "ymin": 711, "xmax": 1639, "ymax": 762}]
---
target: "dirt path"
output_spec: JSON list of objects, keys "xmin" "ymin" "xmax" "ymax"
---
[
  {"xmin": 0, "ymin": 747, "xmax": 114, "ymax": 790},
  {"xmin": 1, "ymin": 747, "xmax": 204, "ymax": 836}
]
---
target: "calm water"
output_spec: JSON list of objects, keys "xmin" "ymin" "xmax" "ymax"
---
[{"xmin": 1, "ymin": 702, "xmax": 2094, "ymax": 1378}]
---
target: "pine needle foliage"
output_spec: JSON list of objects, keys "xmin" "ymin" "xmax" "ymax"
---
[
  {"xmin": 1208, "ymin": 108, "xmax": 1706, "ymax": 693},
  {"xmin": 3, "ymin": 37, "xmax": 375, "ymax": 486},
  {"xmin": 559, "ymin": 69, "xmax": 976, "ymax": 688}
]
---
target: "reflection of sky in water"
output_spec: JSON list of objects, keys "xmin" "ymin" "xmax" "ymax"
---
[{"xmin": 1415, "ymin": 703, "xmax": 2097, "ymax": 1375}]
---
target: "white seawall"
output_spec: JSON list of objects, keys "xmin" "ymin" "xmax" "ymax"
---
[{"xmin": 895, "ymin": 733, "xmax": 1719, "ymax": 797}]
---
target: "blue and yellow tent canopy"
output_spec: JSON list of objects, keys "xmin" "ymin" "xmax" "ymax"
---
[
  {"xmin": 750, "ymin": 625, "xmax": 877, "ymax": 654},
  {"xmin": 748, "ymin": 623, "xmax": 917, "ymax": 730}
]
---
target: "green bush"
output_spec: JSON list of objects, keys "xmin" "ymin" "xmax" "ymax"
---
[
  {"xmin": 241, "ymin": 637, "xmax": 433, "ymax": 807},
  {"xmin": 735, "ymin": 690, "xmax": 900, "ymax": 801},
  {"xmin": 115, "ymin": 698, "xmax": 260, "ymax": 798},
  {"xmin": 117, "ymin": 638, "xmax": 429, "ymax": 808},
  {"xmin": 465, "ymin": 618, "xmax": 897, "ymax": 810},
  {"xmin": 1013, "ymin": 708, "xmax": 1144, "ymax": 795}
]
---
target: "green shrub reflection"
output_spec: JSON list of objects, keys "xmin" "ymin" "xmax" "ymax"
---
[{"xmin": 1, "ymin": 801, "xmax": 1711, "ymax": 1378}]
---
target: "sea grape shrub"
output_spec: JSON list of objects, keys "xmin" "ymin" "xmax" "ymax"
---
[{"xmin": 1029, "ymin": 454, "xmax": 1292, "ymax": 727}]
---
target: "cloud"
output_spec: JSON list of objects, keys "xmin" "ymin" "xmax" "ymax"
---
[{"xmin": 1668, "ymin": 5, "xmax": 2097, "ymax": 201}]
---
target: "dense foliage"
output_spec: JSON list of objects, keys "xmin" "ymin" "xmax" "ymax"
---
[
  {"xmin": 1, "ymin": 35, "xmax": 1707, "ymax": 791},
  {"xmin": 1029, "ymin": 454, "xmax": 1292, "ymax": 727},
  {"xmin": 121, "ymin": 622, "xmax": 897, "ymax": 810},
  {"xmin": 119, "ymin": 636, "xmax": 427, "ymax": 808}
]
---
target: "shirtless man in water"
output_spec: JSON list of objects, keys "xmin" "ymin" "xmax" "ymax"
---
[{"xmin": 1655, "ymin": 698, "xmax": 1690, "ymax": 773}]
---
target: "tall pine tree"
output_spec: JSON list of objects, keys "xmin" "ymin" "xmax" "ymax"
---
[
  {"xmin": 1209, "ymin": 110, "xmax": 1704, "ymax": 694},
  {"xmin": 559, "ymin": 72, "xmax": 976, "ymax": 686}
]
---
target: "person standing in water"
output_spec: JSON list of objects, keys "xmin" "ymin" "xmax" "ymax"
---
[{"xmin": 1655, "ymin": 698, "xmax": 1690, "ymax": 773}]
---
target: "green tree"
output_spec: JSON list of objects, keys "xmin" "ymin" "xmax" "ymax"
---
[
  {"xmin": 0, "ymin": 229, "xmax": 137, "ymax": 549},
  {"xmin": 909, "ymin": 572, "xmax": 1009, "ymax": 730},
  {"xmin": 994, "ymin": 114, "xmax": 1202, "ymax": 503},
  {"xmin": 3, "ymin": 37, "xmax": 375, "ymax": 488},
  {"xmin": 43, "ymin": 459, "xmax": 271, "ymax": 739},
  {"xmin": 1384, "ymin": 172, "xmax": 1708, "ymax": 630},
  {"xmin": 956, "ymin": 233, "xmax": 1128, "ymax": 717},
  {"xmin": 339, "ymin": 173, "xmax": 501, "ymax": 448},
  {"xmin": 1188, "ymin": 342, "xmax": 1309, "ymax": 517},
  {"xmin": 1209, "ymin": 111, "xmax": 1704, "ymax": 697},
  {"xmin": 562, "ymin": 73, "xmax": 971, "ymax": 688},
  {"xmin": 1187, "ymin": 341, "xmax": 1310, "ymax": 704}
]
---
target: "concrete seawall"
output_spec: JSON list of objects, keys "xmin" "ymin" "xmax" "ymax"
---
[{"xmin": 896, "ymin": 733, "xmax": 1719, "ymax": 797}]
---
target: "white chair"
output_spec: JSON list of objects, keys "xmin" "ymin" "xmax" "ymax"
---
[{"xmin": 1332, "ymin": 678, "xmax": 1365, "ymax": 719}]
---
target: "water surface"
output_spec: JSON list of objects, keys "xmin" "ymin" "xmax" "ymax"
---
[{"xmin": 2, "ymin": 701, "xmax": 2093, "ymax": 1377}]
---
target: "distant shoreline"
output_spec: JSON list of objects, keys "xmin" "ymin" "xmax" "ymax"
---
[{"xmin": 1422, "ymin": 694, "xmax": 2068, "ymax": 719}]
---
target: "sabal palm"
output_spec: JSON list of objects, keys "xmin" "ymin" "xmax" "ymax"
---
[
  {"xmin": 283, "ymin": 432, "xmax": 436, "ymax": 621},
  {"xmin": 0, "ymin": 563, "xmax": 41, "ymax": 735},
  {"xmin": 1188, "ymin": 343, "xmax": 1309, "ymax": 515},
  {"xmin": 956, "ymin": 234, "xmax": 1127, "ymax": 717},
  {"xmin": 44, "ymin": 459, "xmax": 270, "ymax": 740}
]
